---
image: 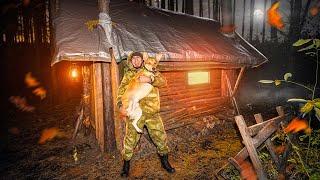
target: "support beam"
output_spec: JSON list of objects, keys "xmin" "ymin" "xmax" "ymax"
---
[
  {"xmin": 235, "ymin": 115, "xmax": 268, "ymax": 179},
  {"xmin": 109, "ymin": 48, "xmax": 123, "ymax": 151},
  {"xmin": 92, "ymin": 63, "xmax": 105, "ymax": 151},
  {"xmin": 102, "ymin": 63, "xmax": 116, "ymax": 152},
  {"xmin": 231, "ymin": 67, "xmax": 245, "ymax": 97}
]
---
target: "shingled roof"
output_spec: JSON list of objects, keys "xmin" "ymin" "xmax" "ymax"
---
[{"xmin": 52, "ymin": 0, "xmax": 268, "ymax": 67}]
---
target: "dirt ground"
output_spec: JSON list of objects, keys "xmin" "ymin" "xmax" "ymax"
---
[{"xmin": 1, "ymin": 99, "xmax": 248, "ymax": 179}]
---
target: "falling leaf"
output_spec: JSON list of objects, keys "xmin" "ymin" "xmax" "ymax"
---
[
  {"xmin": 284, "ymin": 117, "xmax": 310, "ymax": 134},
  {"xmin": 310, "ymin": 6, "xmax": 319, "ymax": 16},
  {"xmin": 283, "ymin": 73, "xmax": 292, "ymax": 81},
  {"xmin": 9, "ymin": 96, "xmax": 35, "ymax": 112},
  {"xmin": 239, "ymin": 160, "xmax": 257, "ymax": 180},
  {"xmin": 267, "ymin": 1, "xmax": 284, "ymax": 30},
  {"xmin": 25, "ymin": 72, "xmax": 40, "ymax": 88},
  {"xmin": 275, "ymin": 80, "xmax": 281, "ymax": 86},
  {"xmin": 33, "ymin": 87, "xmax": 47, "ymax": 100},
  {"xmin": 274, "ymin": 145, "xmax": 286, "ymax": 155},
  {"xmin": 300, "ymin": 102, "xmax": 314, "ymax": 113},
  {"xmin": 38, "ymin": 127, "xmax": 64, "ymax": 144},
  {"xmin": 8, "ymin": 127, "xmax": 20, "ymax": 135},
  {"xmin": 258, "ymin": 80, "xmax": 274, "ymax": 84}
]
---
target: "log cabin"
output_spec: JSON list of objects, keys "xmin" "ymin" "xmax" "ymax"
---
[{"xmin": 50, "ymin": 0, "xmax": 268, "ymax": 152}]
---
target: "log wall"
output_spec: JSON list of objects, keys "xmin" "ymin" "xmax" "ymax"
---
[{"xmin": 159, "ymin": 69, "xmax": 228, "ymax": 129}]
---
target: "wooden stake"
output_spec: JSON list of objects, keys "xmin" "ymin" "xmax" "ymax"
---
[
  {"xmin": 92, "ymin": 62, "xmax": 105, "ymax": 151},
  {"xmin": 235, "ymin": 115, "xmax": 268, "ymax": 179}
]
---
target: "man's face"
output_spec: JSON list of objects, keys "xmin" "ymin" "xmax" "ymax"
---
[{"xmin": 131, "ymin": 55, "xmax": 143, "ymax": 68}]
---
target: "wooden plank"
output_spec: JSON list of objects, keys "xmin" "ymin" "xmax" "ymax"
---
[
  {"xmin": 109, "ymin": 48, "xmax": 122, "ymax": 152},
  {"xmin": 235, "ymin": 115, "xmax": 268, "ymax": 179},
  {"xmin": 254, "ymin": 113, "xmax": 280, "ymax": 167},
  {"xmin": 158, "ymin": 61, "xmax": 244, "ymax": 71},
  {"xmin": 92, "ymin": 62, "xmax": 105, "ymax": 151},
  {"xmin": 248, "ymin": 115, "xmax": 284, "ymax": 136},
  {"xmin": 231, "ymin": 67, "xmax": 245, "ymax": 97},
  {"xmin": 233, "ymin": 114, "xmax": 287, "ymax": 164},
  {"xmin": 101, "ymin": 63, "xmax": 116, "ymax": 153}
]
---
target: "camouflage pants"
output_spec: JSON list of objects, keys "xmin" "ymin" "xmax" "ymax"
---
[{"xmin": 122, "ymin": 113, "xmax": 169, "ymax": 161}]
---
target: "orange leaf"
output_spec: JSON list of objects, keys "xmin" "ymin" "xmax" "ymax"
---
[
  {"xmin": 310, "ymin": 6, "xmax": 319, "ymax": 16},
  {"xmin": 267, "ymin": 1, "xmax": 284, "ymax": 30},
  {"xmin": 239, "ymin": 160, "xmax": 257, "ymax": 180},
  {"xmin": 9, "ymin": 96, "xmax": 35, "ymax": 112},
  {"xmin": 33, "ymin": 87, "xmax": 47, "ymax": 100},
  {"xmin": 25, "ymin": 72, "xmax": 40, "ymax": 88},
  {"xmin": 284, "ymin": 117, "xmax": 309, "ymax": 134},
  {"xmin": 38, "ymin": 127, "xmax": 64, "ymax": 144},
  {"xmin": 274, "ymin": 145, "xmax": 286, "ymax": 155}
]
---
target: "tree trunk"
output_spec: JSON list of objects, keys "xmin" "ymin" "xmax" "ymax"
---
[
  {"xmin": 249, "ymin": 0, "xmax": 254, "ymax": 42},
  {"xmin": 175, "ymin": 0, "xmax": 178, "ymax": 11},
  {"xmin": 262, "ymin": 0, "xmax": 267, "ymax": 42},
  {"xmin": 208, "ymin": 0, "xmax": 211, "ymax": 18},
  {"xmin": 213, "ymin": 0, "xmax": 219, "ymax": 20},
  {"xmin": 270, "ymin": 0, "xmax": 277, "ymax": 42},
  {"xmin": 97, "ymin": 0, "xmax": 117, "ymax": 153},
  {"xmin": 233, "ymin": 0, "xmax": 236, "ymax": 24},
  {"xmin": 241, "ymin": 0, "xmax": 246, "ymax": 37},
  {"xmin": 182, "ymin": 0, "xmax": 185, "ymax": 13},
  {"xmin": 185, "ymin": 0, "xmax": 193, "ymax": 15},
  {"xmin": 199, "ymin": 0, "xmax": 203, "ymax": 17},
  {"xmin": 288, "ymin": 0, "xmax": 302, "ymax": 42},
  {"xmin": 300, "ymin": 0, "xmax": 311, "ymax": 35},
  {"xmin": 168, "ymin": 0, "xmax": 174, "ymax": 10},
  {"xmin": 161, "ymin": 0, "xmax": 166, "ymax": 9}
]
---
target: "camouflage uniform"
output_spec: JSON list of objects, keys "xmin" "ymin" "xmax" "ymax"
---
[{"xmin": 117, "ymin": 59, "xmax": 169, "ymax": 161}]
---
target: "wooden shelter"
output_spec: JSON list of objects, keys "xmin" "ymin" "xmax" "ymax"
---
[{"xmin": 51, "ymin": 0, "xmax": 268, "ymax": 152}]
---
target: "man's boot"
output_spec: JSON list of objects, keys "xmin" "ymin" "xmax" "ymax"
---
[
  {"xmin": 120, "ymin": 160, "xmax": 130, "ymax": 177},
  {"xmin": 159, "ymin": 154, "xmax": 175, "ymax": 173}
]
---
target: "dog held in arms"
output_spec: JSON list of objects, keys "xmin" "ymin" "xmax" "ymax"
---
[{"xmin": 121, "ymin": 53, "xmax": 162, "ymax": 133}]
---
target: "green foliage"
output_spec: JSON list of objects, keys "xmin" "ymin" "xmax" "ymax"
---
[{"xmin": 257, "ymin": 38, "xmax": 320, "ymax": 178}]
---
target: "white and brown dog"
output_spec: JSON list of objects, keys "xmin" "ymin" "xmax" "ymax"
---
[{"xmin": 121, "ymin": 53, "xmax": 162, "ymax": 133}]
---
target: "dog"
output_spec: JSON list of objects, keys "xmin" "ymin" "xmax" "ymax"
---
[{"xmin": 121, "ymin": 53, "xmax": 162, "ymax": 133}]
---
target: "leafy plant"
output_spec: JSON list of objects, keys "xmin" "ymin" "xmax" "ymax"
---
[{"xmin": 258, "ymin": 39, "xmax": 320, "ymax": 178}]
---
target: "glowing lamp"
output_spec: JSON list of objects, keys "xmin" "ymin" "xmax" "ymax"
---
[{"xmin": 69, "ymin": 63, "xmax": 79, "ymax": 80}]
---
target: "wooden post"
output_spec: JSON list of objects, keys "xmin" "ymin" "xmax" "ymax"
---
[
  {"xmin": 254, "ymin": 113, "xmax": 280, "ymax": 168},
  {"xmin": 95, "ymin": 0, "xmax": 117, "ymax": 153},
  {"xmin": 102, "ymin": 63, "xmax": 116, "ymax": 152},
  {"xmin": 231, "ymin": 67, "xmax": 245, "ymax": 97},
  {"xmin": 92, "ymin": 63, "xmax": 105, "ymax": 151},
  {"xmin": 235, "ymin": 115, "xmax": 268, "ymax": 179},
  {"xmin": 109, "ymin": 48, "xmax": 123, "ymax": 151}
]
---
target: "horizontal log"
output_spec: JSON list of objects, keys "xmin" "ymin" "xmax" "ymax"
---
[
  {"xmin": 248, "ymin": 114, "xmax": 287, "ymax": 136},
  {"xmin": 159, "ymin": 61, "xmax": 244, "ymax": 71}
]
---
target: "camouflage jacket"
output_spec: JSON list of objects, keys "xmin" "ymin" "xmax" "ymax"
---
[{"xmin": 116, "ymin": 60, "xmax": 167, "ymax": 115}]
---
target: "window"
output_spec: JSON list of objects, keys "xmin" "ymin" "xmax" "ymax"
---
[{"xmin": 187, "ymin": 71, "xmax": 210, "ymax": 85}]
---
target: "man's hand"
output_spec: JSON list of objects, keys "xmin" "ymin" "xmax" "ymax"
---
[{"xmin": 138, "ymin": 75, "xmax": 152, "ymax": 83}]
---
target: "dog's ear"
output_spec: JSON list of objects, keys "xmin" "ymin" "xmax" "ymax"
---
[
  {"xmin": 142, "ymin": 52, "xmax": 149, "ymax": 61},
  {"xmin": 155, "ymin": 53, "xmax": 163, "ymax": 62}
]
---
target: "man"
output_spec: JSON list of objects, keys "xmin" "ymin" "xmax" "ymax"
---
[{"xmin": 117, "ymin": 52, "xmax": 175, "ymax": 177}]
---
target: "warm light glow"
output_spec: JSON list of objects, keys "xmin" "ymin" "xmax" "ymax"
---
[
  {"xmin": 71, "ymin": 68, "xmax": 78, "ymax": 78},
  {"xmin": 254, "ymin": 9, "xmax": 264, "ymax": 18},
  {"xmin": 267, "ymin": 2, "xmax": 284, "ymax": 30},
  {"xmin": 188, "ymin": 71, "xmax": 210, "ymax": 85}
]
